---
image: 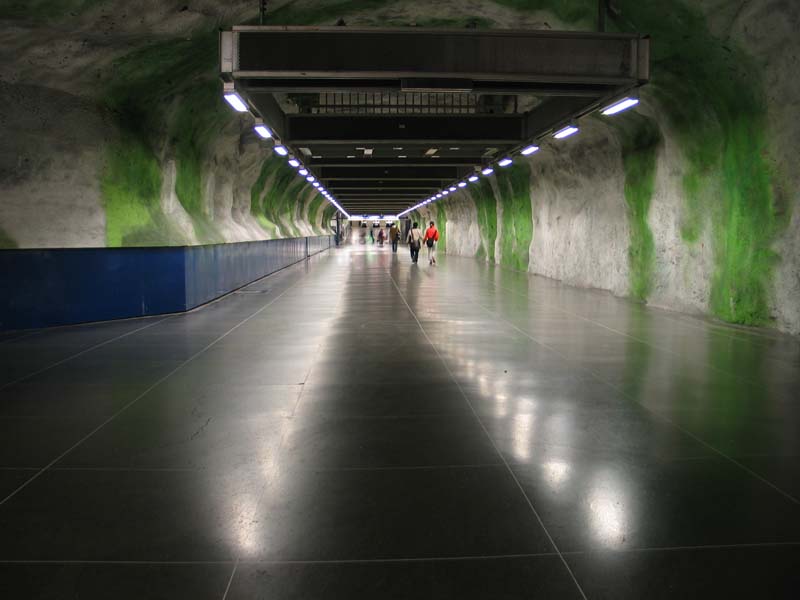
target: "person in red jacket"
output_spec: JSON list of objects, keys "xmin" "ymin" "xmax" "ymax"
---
[{"xmin": 423, "ymin": 221, "xmax": 440, "ymax": 265}]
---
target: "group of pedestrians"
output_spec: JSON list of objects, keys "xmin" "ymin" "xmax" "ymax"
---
[
  {"xmin": 406, "ymin": 221, "xmax": 439, "ymax": 265},
  {"xmin": 380, "ymin": 220, "xmax": 439, "ymax": 266}
]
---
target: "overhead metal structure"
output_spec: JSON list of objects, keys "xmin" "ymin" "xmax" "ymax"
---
[{"xmin": 220, "ymin": 26, "xmax": 649, "ymax": 216}]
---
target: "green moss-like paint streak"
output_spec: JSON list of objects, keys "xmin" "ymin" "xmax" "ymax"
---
[
  {"xmin": 256, "ymin": 157, "xmax": 309, "ymax": 237},
  {"xmin": 101, "ymin": 135, "xmax": 183, "ymax": 247},
  {"xmin": 710, "ymin": 120, "xmax": 781, "ymax": 324},
  {"xmin": 491, "ymin": 0, "xmax": 594, "ymax": 26},
  {"xmin": 0, "ymin": 226, "xmax": 18, "ymax": 249},
  {"xmin": 171, "ymin": 81, "xmax": 230, "ymax": 244},
  {"xmin": 307, "ymin": 194, "xmax": 326, "ymax": 234},
  {"xmin": 435, "ymin": 205, "xmax": 447, "ymax": 253},
  {"xmin": 505, "ymin": 0, "xmax": 787, "ymax": 325},
  {"xmin": 471, "ymin": 179, "xmax": 497, "ymax": 262},
  {"xmin": 101, "ymin": 29, "xmax": 229, "ymax": 245},
  {"xmin": 612, "ymin": 0, "xmax": 787, "ymax": 324},
  {"xmin": 497, "ymin": 163, "xmax": 533, "ymax": 271},
  {"xmin": 611, "ymin": 113, "xmax": 662, "ymax": 300}
]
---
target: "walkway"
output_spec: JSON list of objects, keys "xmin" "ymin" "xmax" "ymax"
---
[{"xmin": 1, "ymin": 245, "xmax": 798, "ymax": 598}]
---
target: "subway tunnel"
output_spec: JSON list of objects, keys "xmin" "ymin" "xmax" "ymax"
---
[{"xmin": 0, "ymin": 1, "xmax": 799, "ymax": 598}]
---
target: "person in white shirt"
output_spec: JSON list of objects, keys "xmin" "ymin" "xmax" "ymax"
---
[{"xmin": 406, "ymin": 222, "xmax": 423, "ymax": 264}]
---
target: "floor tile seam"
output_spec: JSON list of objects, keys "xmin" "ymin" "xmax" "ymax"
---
[
  {"xmin": 0, "ymin": 553, "xmax": 563, "ymax": 566},
  {"xmin": 559, "ymin": 541, "xmax": 800, "ymax": 556},
  {"xmin": 0, "ymin": 317, "xmax": 172, "ymax": 391},
  {"xmin": 0, "ymin": 268, "xmax": 314, "ymax": 509},
  {"xmin": 0, "ymin": 560, "xmax": 237, "ymax": 565},
  {"xmin": 296, "ymin": 463, "xmax": 506, "ymax": 473},
  {"xmin": 0, "ymin": 330, "xmax": 44, "ymax": 344},
  {"xmin": 2, "ymin": 543, "xmax": 798, "ymax": 566},
  {"xmin": 284, "ymin": 413, "xmax": 481, "ymax": 421},
  {"xmin": 387, "ymin": 270, "xmax": 589, "ymax": 600},
  {"xmin": 504, "ymin": 450, "xmax": 717, "ymax": 468},
  {"xmin": 492, "ymin": 280, "xmax": 789, "ymax": 388},
  {"xmin": 236, "ymin": 552, "xmax": 562, "ymax": 565},
  {"xmin": 474, "ymin": 302, "xmax": 800, "ymax": 507},
  {"xmin": 221, "ymin": 562, "xmax": 238, "ymax": 600},
  {"xmin": 0, "ymin": 466, "xmax": 202, "ymax": 473}
]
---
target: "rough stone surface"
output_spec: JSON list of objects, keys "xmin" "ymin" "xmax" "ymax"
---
[{"xmin": 0, "ymin": 82, "xmax": 107, "ymax": 248}]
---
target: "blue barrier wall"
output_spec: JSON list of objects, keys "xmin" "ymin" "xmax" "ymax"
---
[{"xmin": 0, "ymin": 235, "xmax": 331, "ymax": 331}]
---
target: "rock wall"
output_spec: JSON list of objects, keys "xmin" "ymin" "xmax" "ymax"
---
[
  {"xmin": 412, "ymin": 0, "xmax": 800, "ymax": 335},
  {"xmin": 0, "ymin": 1, "xmax": 334, "ymax": 250}
]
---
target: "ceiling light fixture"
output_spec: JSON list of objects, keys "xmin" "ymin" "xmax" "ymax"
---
[
  {"xmin": 254, "ymin": 122, "xmax": 272, "ymax": 139},
  {"xmin": 498, "ymin": 157, "xmax": 513, "ymax": 167},
  {"xmin": 273, "ymin": 145, "xmax": 289, "ymax": 156},
  {"xmin": 482, "ymin": 167, "xmax": 494, "ymax": 176},
  {"xmin": 601, "ymin": 97, "xmax": 640, "ymax": 116},
  {"xmin": 553, "ymin": 125, "xmax": 579, "ymax": 140},
  {"xmin": 521, "ymin": 144, "xmax": 540, "ymax": 156},
  {"xmin": 222, "ymin": 83, "xmax": 248, "ymax": 112}
]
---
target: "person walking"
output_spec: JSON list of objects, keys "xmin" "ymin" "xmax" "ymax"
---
[
  {"xmin": 389, "ymin": 223, "xmax": 400, "ymax": 253},
  {"xmin": 407, "ymin": 222, "xmax": 423, "ymax": 264},
  {"xmin": 423, "ymin": 221, "xmax": 440, "ymax": 265}
]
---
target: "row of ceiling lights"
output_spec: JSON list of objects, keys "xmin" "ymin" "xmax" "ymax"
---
[
  {"xmin": 397, "ymin": 95, "xmax": 640, "ymax": 218},
  {"xmin": 222, "ymin": 83, "xmax": 352, "ymax": 219}
]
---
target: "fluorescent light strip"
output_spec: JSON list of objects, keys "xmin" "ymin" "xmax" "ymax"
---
[
  {"xmin": 521, "ymin": 145, "xmax": 539, "ymax": 156},
  {"xmin": 498, "ymin": 157, "xmax": 513, "ymax": 167},
  {"xmin": 273, "ymin": 145, "xmax": 289, "ymax": 156},
  {"xmin": 298, "ymin": 168, "xmax": 308, "ymax": 176},
  {"xmin": 288, "ymin": 158, "xmax": 301, "ymax": 168},
  {"xmin": 448, "ymin": 186, "xmax": 456, "ymax": 192},
  {"xmin": 482, "ymin": 167, "xmax": 494, "ymax": 176},
  {"xmin": 468, "ymin": 175, "xmax": 479, "ymax": 183},
  {"xmin": 306, "ymin": 175, "xmax": 315, "ymax": 182},
  {"xmin": 254, "ymin": 124, "xmax": 272, "ymax": 139},
  {"xmin": 223, "ymin": 92, "xmax": 248, "ymax": 112},
  {"xmin": 553, "ymin": 125, "xmax": 579, "ymax": 140},
  {"xmin": 602, "ymin": 97, "xmax": 639, "ymax": 116},
  {"xmin": 458, "ymin": 182, "xmax": 467, "ymax": 188}
]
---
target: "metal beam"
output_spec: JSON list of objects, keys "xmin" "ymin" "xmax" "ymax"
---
[
  {"xmin": 286, "ymin": 115, "xmax": 523, "ymax": 145},
  {"xmin": 325, "ymin": 180, "xmax": 444, "ymax": 189},
  {"xmin": 318, "ymin": 166, "xmax": 462, "ymax": 180},
  {"xmin": 307, "ymin": 158, "xmax": 486, "ymax": 168},
  {"xmin": 337, "ymin": 193, "xmax": 424, "ymax": 198},
  {"xmin": 239, "ymin": 78, "xmax": 615, "ymax": 96},
  {"xmin": 225, "ymin": 27, "xmax": 649, "ymax": 86}
]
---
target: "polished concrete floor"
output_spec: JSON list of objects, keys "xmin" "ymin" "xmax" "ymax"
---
[{"xmin": 1, "ymin": 245, "xmax": 799, "ymax": 599}]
